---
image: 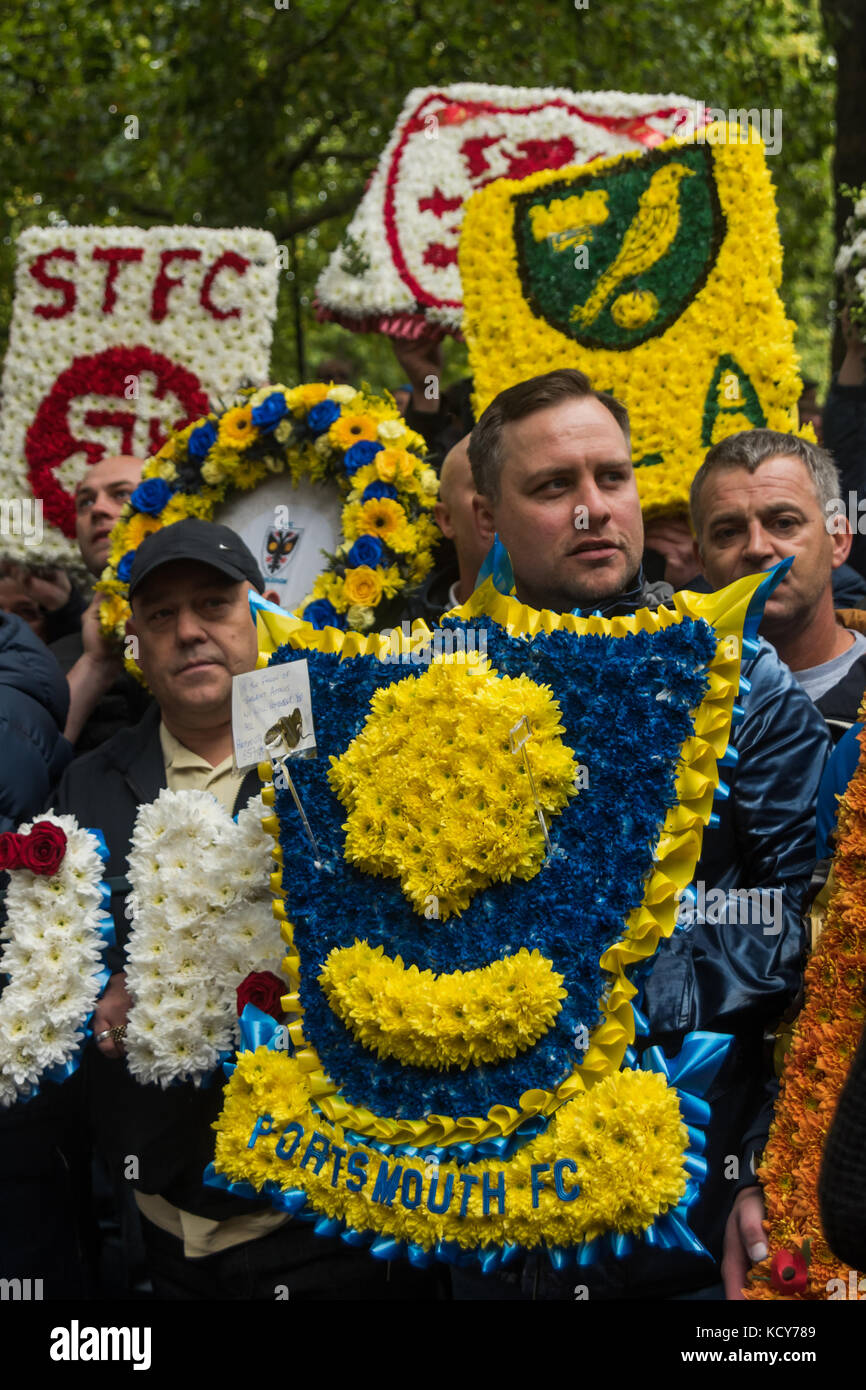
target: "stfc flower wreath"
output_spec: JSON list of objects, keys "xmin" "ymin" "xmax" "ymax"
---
[
  {"xmin": 0, "ymin": 224, "xmax": 279, "ymax": 568},
  {"xmin": 206, "ymin": 567, "xmax": 776, "ymax": 1271},
  {"xmin": 97, "ymin": 382, "xmax": 441, "ymax": 671}
]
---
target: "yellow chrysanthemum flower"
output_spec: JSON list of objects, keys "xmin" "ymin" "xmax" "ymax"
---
[
  {"xmin": 98, "ymin": 591, "xmax": 130, "ymax": 637},
  {"xmin": 355, "ymin": 497, "xmax": 407, "ymax": 540},
  {"xmin": 328, "ymin": 413, "xmax": 380, "ymax": 451},
  {"xmin": 285, "ymin": 383, "xmax": 330, "ymax": 416},
  {"xmin": 124, "ymin": 513, "xmax": 163, "ymax": 549},
  {"xmin": 231, "ymin": 455, "xmax": 269, "ymax": 491},
  {"xmin": 217, "ymin": 405, "xmax": 257, "ymax": 451},
  {"xmin": 307, "ymin": 572, "xmax": 349, "ymax": 614}
]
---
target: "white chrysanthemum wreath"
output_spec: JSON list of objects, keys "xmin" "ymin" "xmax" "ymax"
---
[
  {"xmin": 123, "ymin": 788, "xmax": 283, "ymax": 1088},
  {"xmin": 0, "ymin": 814, "xmax": 113, "ymax": 1107}
]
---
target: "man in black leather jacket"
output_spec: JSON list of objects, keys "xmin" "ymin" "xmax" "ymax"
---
[{"xmin": 455, "ymin": 368, "xmax": 831, "ymax": 1301}]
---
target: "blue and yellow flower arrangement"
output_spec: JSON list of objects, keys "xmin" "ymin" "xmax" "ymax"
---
[
  {"xmin": 207, "ymin": 570, "xmax": 770, "ymax": 1270},
  {"xmin": 96, "ymin": 382, "xmax": 440, "ymax": 672}
]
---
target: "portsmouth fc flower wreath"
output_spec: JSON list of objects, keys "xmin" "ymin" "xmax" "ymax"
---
[
  {"xmin": 208, "ymin": 569, "xmax": 769, "ymax": 1270},
  {"xmin": 97, "ymin": 382, "xmax": 440, "ymax": 675}
]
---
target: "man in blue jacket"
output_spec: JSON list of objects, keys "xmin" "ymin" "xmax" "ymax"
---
[
  {"xmin": 457, "ymin": 368, "xmax": 831, "ymax": 1300},
  {"xmin": 0, "ymin": 609, "xmax": 72, "ymax": 828}
]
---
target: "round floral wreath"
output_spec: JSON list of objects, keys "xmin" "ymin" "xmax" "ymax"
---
[
  {"xmin": 97, "ymin": 381, "xmax": 441, "ymax": 671},
  {"xmin": 0, "ymin": 816, "xmax": 113, "ymax": 1107}
]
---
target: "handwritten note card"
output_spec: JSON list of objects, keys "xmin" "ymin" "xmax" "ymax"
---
[{"xmin": 231, "ymin": 658, "xmax": 317, "ymax": 773}]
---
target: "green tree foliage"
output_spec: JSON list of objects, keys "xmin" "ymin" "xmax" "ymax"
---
[{"xmin": 0, "ymin": 0, "xmax": 843, "ymax": 391}]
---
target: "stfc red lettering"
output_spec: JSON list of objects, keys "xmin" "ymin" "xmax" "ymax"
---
[
  {"xmin": 199, "ymin": 250, "xmax": 249, "ymax": 320},
  {"xmin": 93, "ymin": 247, "xmax": 144, "ymax": 314},
  {"xmin": 29, "ymin": 249, "xmax": 77, "ymax": 318},
  {"xmin": 151, "ymin": 248, "xmax": 202, "ymax": 322},
  {"xmin": 28, "ymin": 245, "xmax": 251, "ymax": 323}
]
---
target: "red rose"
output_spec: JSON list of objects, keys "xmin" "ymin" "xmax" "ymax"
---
[
  {"xmin": 237, "ymin": 971, "xmax": 286, "ymax": 1021},
  {"xmin": 770, "ymin": 1247, "xmax": 809, "ymax": 1294},
  {"xmin": 0, "ymin": 833, "xmax": 25, "ymax": 872},
  {"xmin": 18, "ymin": 821, "xmax": 67, "ymax": 877}
]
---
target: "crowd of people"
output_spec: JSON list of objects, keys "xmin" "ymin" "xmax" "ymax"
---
[{"xmin": 2, "ymin": 330, "xmax": 866, "ymax": 1301}]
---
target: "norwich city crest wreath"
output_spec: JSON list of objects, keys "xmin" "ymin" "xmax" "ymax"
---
[
  {"xmin": 208, "ymin": 569, "xmax": 775, "ymax": 1271},
  {"xmin": 97, "ymin": 382, "xmax": 440, "ymax": 674},
  {"xmin": 460, "ymin": 121, "xmax": 804, "ymax": 518}
]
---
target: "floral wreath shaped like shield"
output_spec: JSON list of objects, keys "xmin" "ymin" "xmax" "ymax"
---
[
  {"xmin": 208, "ymin": 566, "xmax": 782, "ymax": 1271},
  {"xmin": 459, "ymin": 123, "xmax": 807, "ymax": 520}
]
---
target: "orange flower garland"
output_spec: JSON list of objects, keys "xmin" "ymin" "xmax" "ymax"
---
[{"xmin": 745, "ymin": 720, "xmax": 866, "ymax": 1300}]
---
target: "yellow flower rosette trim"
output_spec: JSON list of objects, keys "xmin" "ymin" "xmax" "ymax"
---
[
  {"xmin": 249, "ymin": 570, "xmax": 765, "ymax": 1148},
  {"xmin": 459, "ymin": 123, "xmax": 805, "ymax": 518},
  {"xmin": 212, "ymin": 1050, "xmax": 688, "ymax": 1252},
  {"xmin": 96, "ymin": 382, "xmax": 437, "ymax": 677},
  {"xmin": 320, "ymin": 943, "xmax": 567, "ymax": 1070}
]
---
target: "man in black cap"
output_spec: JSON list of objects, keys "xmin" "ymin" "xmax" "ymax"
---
[{"xmin": 51, "ymin": 520, "xmax": 439, "ymax": 1299}]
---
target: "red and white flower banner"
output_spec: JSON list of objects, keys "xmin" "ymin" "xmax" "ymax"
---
[
  {"xmin": 315, "ymin": 83, "xmax": 704, "ymax": 339},
  {"xmin": 0, "ymin": 225, "xmax": 279, "ymax": 564}
]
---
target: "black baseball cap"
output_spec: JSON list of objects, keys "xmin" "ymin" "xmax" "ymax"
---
[{"xmin": 127, "ymin": 519, "xmax": 265, "ymax": 599}]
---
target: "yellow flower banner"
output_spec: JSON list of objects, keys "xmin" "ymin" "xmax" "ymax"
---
[{"xmin": 459, "ymin": 123, "xmax": 804, "ymax": 517}]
